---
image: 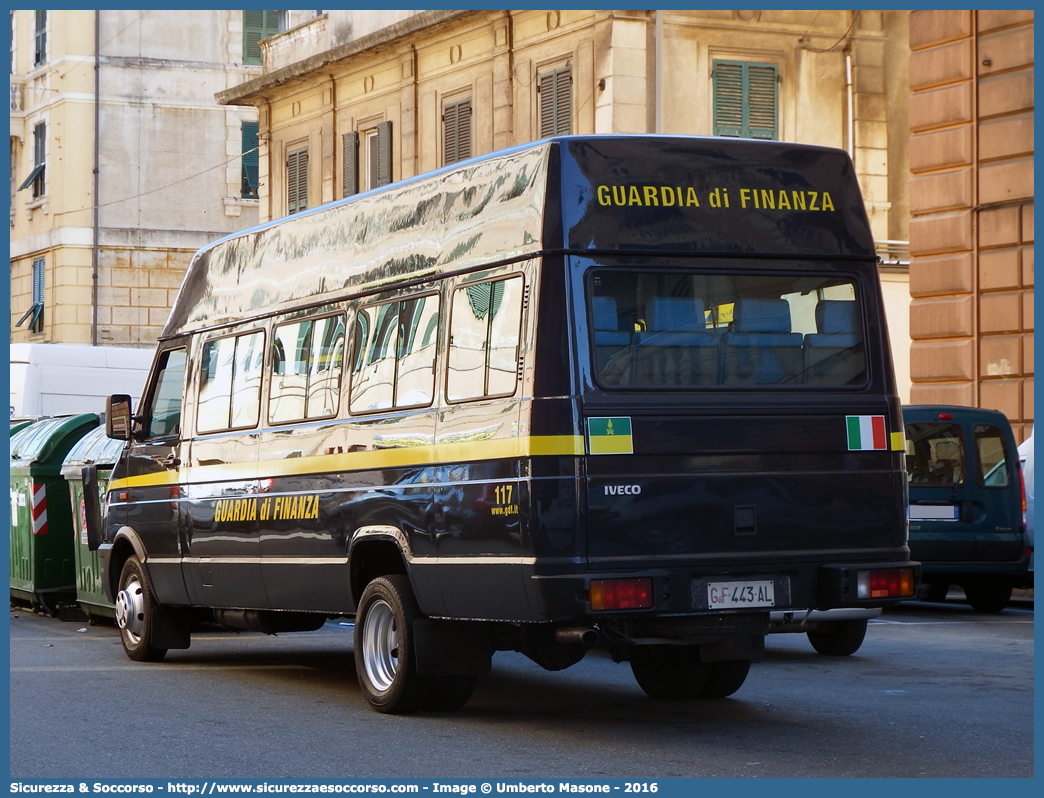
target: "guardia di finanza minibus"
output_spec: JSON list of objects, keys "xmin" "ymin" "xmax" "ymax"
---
[{"xmin": 93, "ymin": 135, "xmax": 917, "ymax": 713}]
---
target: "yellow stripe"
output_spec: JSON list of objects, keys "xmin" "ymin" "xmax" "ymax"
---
[
  {"xmin": 107, "ymin": 434, "xmax": 586, "ymax": 492},
  {"xmin": 890, "ymin": 431, "xmax": 905, "ymax": 452}
]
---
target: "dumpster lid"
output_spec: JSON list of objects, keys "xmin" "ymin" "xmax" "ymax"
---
[
  {"xmin": 61, "ymin": 424, "xmax": 127, "ymax": 469},
  {"xmin": 10, "ymin": 414, "xmax": 99, "ymax": 466}
]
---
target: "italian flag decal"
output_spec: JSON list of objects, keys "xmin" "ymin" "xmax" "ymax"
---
[{"xmin": 847, "ymin": 415, "xmax": 887, "ymax": 451}]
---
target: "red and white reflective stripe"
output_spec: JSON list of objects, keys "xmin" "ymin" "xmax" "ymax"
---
[{"xmin": 31, "ymin": 483, "xmax": 48, "ymax": 535}]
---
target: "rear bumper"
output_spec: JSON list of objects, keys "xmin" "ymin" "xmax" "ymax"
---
[{"xmin": 528, "ymin": 559, "xmax": 919, "ymax": 624}]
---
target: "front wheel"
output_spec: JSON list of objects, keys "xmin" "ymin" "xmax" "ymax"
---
[
  {"xmin": 353, "ymin": 575, "xmax": 431, "ymax": 714},
  {"xmin": 807, "ymin": 619, "xmax": 868, "ymax": 656},
  {"xmin": 114, "ymin": 556, "xmax": 167, "ymax": 662}
]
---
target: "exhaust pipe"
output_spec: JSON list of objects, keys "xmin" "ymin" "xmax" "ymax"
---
[{"xmin": 555, "ymin": 627, "xmax": 600, "ymax": 647}]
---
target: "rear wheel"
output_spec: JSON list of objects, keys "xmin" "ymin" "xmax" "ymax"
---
[
  {"xmin": 963, "ymin": 579, "xmax": 1012, "ymax": 613},
  {"xmin": 630, "ymin": 645, "xmax": 711, "ymax": 699},
  {"xmin": 114, "ymin": 556, "xmax": 167, "ymax": 662},
  {"xmin": 698, "ymin": 659, "xmax": 751, "ymax": 698},
  {"xmin": 807, "ymin": 619, "xmax": 868, "ymax": 656},
  {"xmin": 423, "ymin": 675, "xmax": 478, "ymax": 712},
  {"xmin": 921, "ymin": 582, "xmax": 949, "ymax": 603},
  {"xmin": 353, "ymin": 575, "xmax": 431, "ymax": 714}
]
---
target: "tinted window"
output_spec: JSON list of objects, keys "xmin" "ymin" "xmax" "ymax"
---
[
  {"xmin": 905, "ymin": 422, "xmax": 965, "ymax": 486},
  {"xmin": 587, "ymin": 269, "xmax": 864, "ymax": 389},
  {"xmin": 447, "ymin": 276, "xmax": 524, "ymax": 402},
  {"xmin": 146, "ymin": 348, "xmax": 187, "ymax": 438},
  {"xmin": 269, "ymin": 314, "xmax": 345, "ymax": 424},
  {"xmin": 974, "ymin": 424, "xmax": 1010, "ymax": 487},
  {"xmin": 197, "ymin": 331, "xmax": 264, "ymax": 434},
  {"xmin": 350, "ymin": 295, "xmax": 439, "ymax": 414}
]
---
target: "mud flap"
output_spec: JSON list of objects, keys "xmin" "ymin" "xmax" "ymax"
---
[
  {"xmin": 413, "ymin": 619, "xmax": 493, "ymax": 676},
  {"xmin": 151, "ymin": 606, "xmax": 191, "ymax": 650}
]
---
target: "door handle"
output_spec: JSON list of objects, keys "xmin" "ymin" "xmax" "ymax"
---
[{"xmin": 163, "ymin": 454, "xmax": 181, "ymax": 468}]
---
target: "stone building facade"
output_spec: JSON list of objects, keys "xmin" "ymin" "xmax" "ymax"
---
[
  {"xmin": 907, "ymin": 10, "xmax": 1034, "ymax": 440},
  {"xmin": 218, "ymin": 8, "xmax": 913, "ymax": 397},
  {"xmin": 9, "ymin": 10, "xmax": 317, "ymax": 348}
]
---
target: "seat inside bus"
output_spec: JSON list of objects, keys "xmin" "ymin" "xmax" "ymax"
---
[{"xmin": 720, "ymin": 298, "xmax": 803, "ymax": 385}]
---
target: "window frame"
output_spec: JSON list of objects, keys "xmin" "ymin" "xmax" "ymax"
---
[
  {"xmin": 445, "ymin": 274, "xmax": 525, "ymax": 405},
  {"xmin": 267, "ymin": 311, "xmax": 346, "ymax": 426},
  {"xmin": 33, "ymin": 10, "xmax": 45, "ymax": 67},
  {"xmin": 243, "ymin": 10, "xmax": 281, "ymax": 66},
  {"xmin": 241, "ymin": 121, "xmax": 259, "ymax": 199},
  {"xmin": 348, "ymin": 291, "xmax": 442, "ymax": 416},
  {"xmin": 442, "ymin": 97, "xmax": 472, "ymax": 166},
  {"xmin": 973, "ymin": 423, "xmax": 1013, "ymax": 489},
  {"xmin": 286, "ymin": 145, "xmax": 308, "ymax": 215},
  {"xmin": 538, "ymin": 64, "xmax": 572, "ymax": 138},
  {"xmin": 18, "ymin": 122, "xmax": 46, "ymax": 198},
  {"xmin": 712, "ymin": 59, "xmax": 779, "ymax": 141},
  {"xmin": 16, "ymin": 257, "xmax": 45, "ymax": 334},
  {"xmin": 196, "ymin": 327, "xmax": 267, "ymax": 435}
]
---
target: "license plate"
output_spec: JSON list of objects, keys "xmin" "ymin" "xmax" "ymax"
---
[
  {"xmin": 708, "ymin": 580, "xmax": 775, "ymax": 609},
  {"xmin": 909, "ymin": 505, "xmax": 958, "ymax": 521}
]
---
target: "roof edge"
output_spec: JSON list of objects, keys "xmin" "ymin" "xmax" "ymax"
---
[{"xmin": 217, "ymin": 10, "xmax": 476, "ymax": 106}]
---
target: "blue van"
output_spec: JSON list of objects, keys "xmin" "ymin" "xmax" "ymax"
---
[{"xmin": 904, "ymin": 405, "xmax": 1030, "ymax": 611}]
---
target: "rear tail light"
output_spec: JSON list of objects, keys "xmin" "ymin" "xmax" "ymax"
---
[
  {"xmin": 1018, "ymin": 461, "xmax": 1027, "ymax": 520},
  {"xmin": 857, "ymin": 567, "xmax": 915, "ymax": 599},
  {"xmin": 589, "ymin": 578, "xmax": 654, "ymax": 611}
]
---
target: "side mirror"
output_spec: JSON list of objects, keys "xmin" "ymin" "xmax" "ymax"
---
[
  {"xmin": 106, "ymin": 395, "xmax": 133, "ymax": 440},
  {"xmin": 81, "ymin": 465, "xmax": 104, "ymax": 551}
]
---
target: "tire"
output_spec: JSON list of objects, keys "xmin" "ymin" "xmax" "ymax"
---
[
  {"xmin": 353, "ymin": 575, "xmax": 431, "ymax": 714},
  {"xmin": 423, "ymin": 675, "xmax": 478, "ymax": 712},
  {"xmin": 807, "ymin": 619, "xmax": 868, "ymax": 656},
  {"xmin": 921, "ymin": 582, "xmax": 949, "ymax": 603},
  {"xmin": 963, "ymin": 579, "xmax": 1012, "ymax": 613},
  {"xmin": 630, "ymin": 645, "xmax": 711, "ymax": 699},
  {"xmin": 114, "ymin": 556, "xmax": 168, "ymax": 662},
  {"xmin": 698, "ymin": 659, "xmax": 751, "ymax": 699}
]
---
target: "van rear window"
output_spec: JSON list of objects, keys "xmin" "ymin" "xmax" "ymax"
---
[
  {"xmin": 905, "ymin": 423, "xmax": 965, "ymax": 486},
  {"xmin": 588, "ymin": 269, "xmax": 865, "ymax": 389}
]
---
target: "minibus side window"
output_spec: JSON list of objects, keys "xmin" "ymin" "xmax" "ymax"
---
[
  {"xmin": 350, "ymin": 295, "xmax": 439, "ymax": 414},
  {"xmin": 905, "ymin": 423, "xmax": 966, "ymax": 486},
  {"xmin": 197, "ymin": 330, "xmax": 265, "ymax": 434},
  {"xmin": 447, "ymin": 275, "xmax": 523, "ymax": 402},
  {"xmin": 144, "ymin": 348, "xmax": 187, "ymax": 439},
  {"xmin": 973, "ymin": 424, "xmax": 1011, "ymax": 487},
  {"xmin": 269, "ymin": 314, "xmax": 344, "ymax": 424}
]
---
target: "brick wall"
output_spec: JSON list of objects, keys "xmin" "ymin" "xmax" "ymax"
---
[{"xmin": 908, "ymin": 10, "xmax": 1033, "ymax": 441}]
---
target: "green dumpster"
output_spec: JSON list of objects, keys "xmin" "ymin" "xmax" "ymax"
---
[
  {"xmin": 60, "ymin": 425, "xmax": 127, "ymax": 621},
  {"xmin": 9, "ymin": 414, "xmax": 99, "ymax": 615},
  {"xmin": 11, "ymin": 417, "xmax": 40, "ymax": 436}
]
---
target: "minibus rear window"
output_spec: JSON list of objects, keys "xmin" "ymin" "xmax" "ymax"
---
[{"xmin": 588, "ymin": 270, "xmax": 865, "ymax": 389}]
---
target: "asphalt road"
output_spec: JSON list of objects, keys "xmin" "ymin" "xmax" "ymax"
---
[{"xmin": 9, "ymin": 596, "xmax": 1033, "ymax": 779}]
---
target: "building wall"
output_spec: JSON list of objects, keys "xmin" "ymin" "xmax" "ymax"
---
[
  {"xmin": 221, "ymin": 9, "xmax": 912, "ymax": 400},
  {"xmin": 908, "ymin": 10, "xmax": 1034, "ymax": 440},
  {"xmin": 8, "ymin": 11, "xmax": 323, "ymax": 347}
]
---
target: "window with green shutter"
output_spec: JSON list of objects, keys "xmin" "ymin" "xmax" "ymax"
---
[
  {"xmin": 286, "ymin": 147, "xmax": 308, "ymax": 215},
  {"xmin": 34, "ymin": 10, "xmax": 46, "ymax": 66},
  {"xmin": 243, "ymin": 11, "xmax": 281, "ymax": 65},
  {"xmin": 18, "ymin": 122, "xmax": 45, "ymax": 197},
  {"xmin": 538, "ymin": 66, "xmax": 572, "ymax": 138},
  {"xmin": 713, "ymin": 60, "xmax": 778, "ymax": 140},
  {"xmin": 443, "ymin": 99, "xmax": 472, "ymax": 166},
  {"xmin": 17, "ymin": 257, "xmax": 44, "ymax": 334},
  {"xmin": 241, "ymin": 122, "xmax": 259, "ymax": 199}
]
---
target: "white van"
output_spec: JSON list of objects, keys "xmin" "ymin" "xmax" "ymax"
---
[{"xmin": 9, "ymin": 343, "xmax": 153, "ymax": 418}]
